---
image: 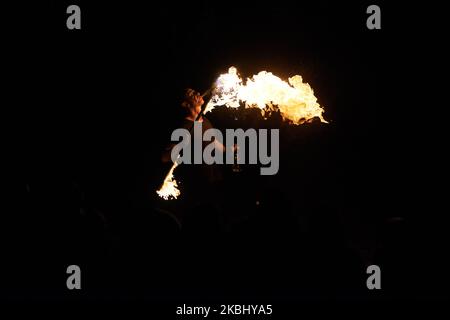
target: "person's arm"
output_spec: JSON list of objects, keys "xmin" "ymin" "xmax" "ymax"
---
[
  {"xmin": 161, "ymin": 119, "xmax": 191, "ymax": 163},
  {"xmin": 203, "ymin": 118, "xmax": 236, "ymax": 153},
  {"xmin": 213, "ymin": 139, "xmax": 236, "ymax": 153}
]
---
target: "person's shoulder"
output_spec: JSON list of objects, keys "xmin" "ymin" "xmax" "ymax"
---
[
  {"xmin": 203, "ymin": 116, "xmax": 213, "ymax": 127},
  {"xmin": 180, "ymin": 118, "xmax": 194, "ymax": 128}
]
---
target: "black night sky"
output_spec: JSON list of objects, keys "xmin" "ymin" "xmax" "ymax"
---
[{"xmin": 2, "ymin": 0, "xmax": 448, "ymax": 313}]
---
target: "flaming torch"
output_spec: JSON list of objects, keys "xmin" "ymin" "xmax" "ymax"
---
[
  {"xmin": 156, "ymin": 161, "xmax": 180, "ymax": 200},
  {"xmin": 156, "ymin": 66, "xmax": 327, "ymax": 200}
]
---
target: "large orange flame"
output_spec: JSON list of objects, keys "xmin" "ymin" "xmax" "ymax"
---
[{"xmin": 206, "ymin": 66, "xmax": 327, "ymax": 124}]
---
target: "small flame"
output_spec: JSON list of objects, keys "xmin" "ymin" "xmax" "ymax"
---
[
  {"xmin": 206, "ymin": 67, "xmax": 327, "ymax": 124},
  {"xmin": 156, "ymin": 162, "xmax": 180, "ymax": 200}
]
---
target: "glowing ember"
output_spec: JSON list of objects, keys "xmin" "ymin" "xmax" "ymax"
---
[
  {"xmin": 206, "ymin": 66, "xmax": 327, "ymax": 124},
  {"xmin": 156, "ymin": 162, "xmax": 180, "ymax": 200}
]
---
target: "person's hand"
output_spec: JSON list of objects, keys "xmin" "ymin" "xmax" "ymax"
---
[{"xmin": 230, "ymin": 144, "xmax": 239, "ymax": 153}]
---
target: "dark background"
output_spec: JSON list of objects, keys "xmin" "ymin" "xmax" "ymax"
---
[{"xmin": 2, "ymin": 0, "xmax": 448, "ymax": 312}]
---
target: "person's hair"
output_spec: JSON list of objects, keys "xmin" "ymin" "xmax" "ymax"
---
[{"xmin": 181, "ymin": 88, "xmax": 198, "ymax": 110}]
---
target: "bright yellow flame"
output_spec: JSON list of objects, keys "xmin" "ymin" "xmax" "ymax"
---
[
  {"xmin": 206, "ymin": 67, "xmax": 327, "ymax": 124},
  {"xmin": 156, "ymin": 162, "xmax": 180, "ymax": 200},
  {"xmin": 205, "ymin": 66, "xmax": 242, "ymax": 112}
]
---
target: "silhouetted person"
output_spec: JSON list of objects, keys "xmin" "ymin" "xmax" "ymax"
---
[{"xmin": 161, "ymin": 88, "xmax": 235, "ymax": 228}]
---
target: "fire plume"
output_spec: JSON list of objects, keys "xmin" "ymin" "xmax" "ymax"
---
[{"xmin": 206, "ymin": 66, "xmax": 327, "ymax": 124}]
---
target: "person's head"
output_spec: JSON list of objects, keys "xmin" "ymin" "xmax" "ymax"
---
[{"xmin": 181, "ymin": 88, "xmax": 204, "ymax": 119}]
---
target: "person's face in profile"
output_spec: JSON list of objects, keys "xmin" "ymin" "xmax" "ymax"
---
[{"xmin": 185, "ymin": 89, "xmax": 204, "ymax": 117}]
